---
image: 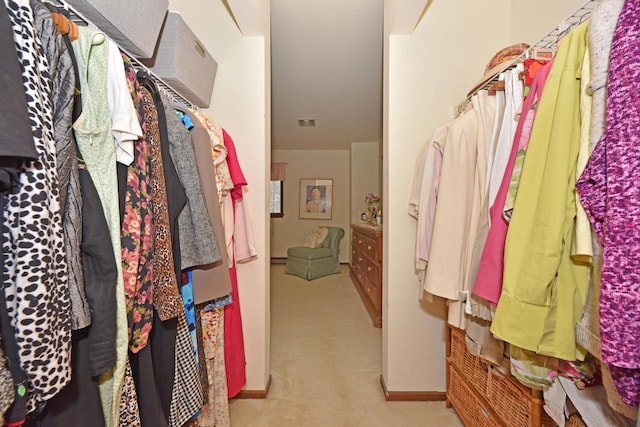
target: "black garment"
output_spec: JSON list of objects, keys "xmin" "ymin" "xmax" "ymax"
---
[
  {"xmin": 25, "ymin": 329, "xmax": 105, "ymax": 427},
  {"xmin": 129, "ymin": 337, "xmax": 169, "ymax": 427},
  {"xmin": 78, "ymin": 167, "xmax": 118, "ymax": 376},
  {"xmin": 0, "ymin": 1, "xmax": 37, "ymax": 162}
]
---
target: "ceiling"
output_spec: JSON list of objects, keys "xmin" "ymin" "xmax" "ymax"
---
[{"xmin": 270, "ymin": 0, "xmax": 383, "ymax": 150}]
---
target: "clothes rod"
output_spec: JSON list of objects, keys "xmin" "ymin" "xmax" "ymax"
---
[{"xmin": 454, "ymin": 0, "xmax": 601, "ymax": 117}]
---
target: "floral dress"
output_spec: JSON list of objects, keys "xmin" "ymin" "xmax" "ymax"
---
[{"xmin": 121, "ymin": 56, "xmax": 154, "ymax": 353}]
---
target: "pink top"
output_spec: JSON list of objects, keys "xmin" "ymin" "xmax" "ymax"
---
[
  {"xmin": 223, "ymin": 129, "xmax": 248, "ymax": 201},
  {"xmin": 472, "ymin": 60, "xmax": 553, "ymax": 304}
]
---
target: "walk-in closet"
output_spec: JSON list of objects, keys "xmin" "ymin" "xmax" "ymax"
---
[{"xmin": 1, "ymin": 0, "xmax": 639, "ymax": 426}]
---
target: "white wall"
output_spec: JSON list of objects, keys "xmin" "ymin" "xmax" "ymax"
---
[
  {"xmin": 271, "ymin": 149, "xmax": 351, "ymax": 263},
  {"xmin": 350, "ymin": 142, "xmax": 381, "ymax": 226},
  {"xmin": 383, "ymin": 0, "xmax": 588, "ymax": 393},
  {"xmin": 168, "ymin": 0, "xmax": 271, "ymax": 391}
]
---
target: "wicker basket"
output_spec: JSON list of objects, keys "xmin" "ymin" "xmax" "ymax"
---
[
  {"xmin": 448, "ymin": 326, "xmax": 546, "ymax": 427},
  {"xmin": 565, "ymin": 413, "xmax": 586, "ymax": 427},
  {"xmin": 449, "ymin": 324, "xmax": 490, "ymax": 394},
  {"xmin": 449, "ymin": 365, "xmax": 502, "ymax": 427}
]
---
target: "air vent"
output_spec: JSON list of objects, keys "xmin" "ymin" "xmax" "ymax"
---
[{"xmin": 297, "ymin": 119, "xmax": 316, "ymax": 127}]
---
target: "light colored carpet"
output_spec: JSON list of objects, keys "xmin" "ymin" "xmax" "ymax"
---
[{"xmin": 229, "ymin": 264, "xmax": 463, "ymax": 426}]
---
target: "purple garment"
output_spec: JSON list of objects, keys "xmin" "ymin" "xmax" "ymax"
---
[{"xmin": 576, "ymin": 0, "xmax": 640, "ymax": 407}]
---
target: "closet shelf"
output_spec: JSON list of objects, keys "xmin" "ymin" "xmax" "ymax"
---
[
  {"xmin": 455, "ymin": 0, "xmax": 603, "ymax": 117},
  {"xmin": 50, "ymin": 0, "xmax": 198, "ymax": 110}
]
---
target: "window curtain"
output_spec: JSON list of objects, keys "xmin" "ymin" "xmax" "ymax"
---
[{"xmin": 271, "ymin": 162, "xmax": 287, "ymax": 181}]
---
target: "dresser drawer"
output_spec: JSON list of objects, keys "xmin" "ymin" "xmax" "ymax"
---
[
  {"xmin": 362, "ymin": 275, "xmax": 381, "ymax": 312},
  {"xmin": 353, "ymin": 232, "xmax": 380, "ymax": 263},
  {"xmin": 352, "ymin": 263, "xmax": 365, "ymax": 288},
  {"xmin": 360, "ymin": 255, "xmax": 380, "ymax": 285},
  {"xmin": 350, "ymin": 224, "xmax": 382, "ymax": 327}
]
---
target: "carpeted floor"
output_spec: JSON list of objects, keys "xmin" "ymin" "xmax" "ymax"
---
[{"xmin": 229, "ymin": 264, "xmax": 463, "ymax": 426}]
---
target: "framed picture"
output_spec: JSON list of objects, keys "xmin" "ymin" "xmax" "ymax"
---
[
  {"xmin": 299, "ymin": 178, "xmax": 333, "ymax": 220},
  {"xmin": 358, "ymin": 210, "xmax": 369, "ymax": 224}
]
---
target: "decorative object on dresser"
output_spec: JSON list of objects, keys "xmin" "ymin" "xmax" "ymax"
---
[
  {"xmin": 350, "ymin": 224, "xmax": 382, "ymax": 327},
  {"xmin": 364, "ymin": 193, "xmax": 381, "ymax": 226}
]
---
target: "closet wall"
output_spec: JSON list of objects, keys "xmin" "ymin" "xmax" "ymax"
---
[
  {"xmin": 382, "ymin": 0, "xmax": 583, "ymax": 393},
  {"xmin": 167, "ymin": 0, "xmax": 271, "ymax": 391},
  {"xmin": 350, "ymin": 142, "xmax": 381, "ymax": 226},
  {"xmin": 270, "ymin": 149, "xmax": 350, "ymax": 263},
  {"xmin": 510, "ymin": 0, "xmax": 586, "ymax": 44}
]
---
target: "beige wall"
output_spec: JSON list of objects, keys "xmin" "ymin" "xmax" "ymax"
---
[
  {"xmin": 271, "ymin": 149, "xmax": 351, "ymax": 263},
  {"xmin": 382, "ymin": 0, "xmax": 584, "ymax": 392},
  {"xmin": 350, "ymin": 142, "xmax": 381, "ymax": 226},
  {"xmin": 384, "ymin": 0, "xmax": 510, "ymax": 392},
  {"xmin": 168, "ymin": 0, "xmax": 271, "ymax": 391},
  {"xmin": 510, "ymin": 0, "xmax": 585, "ymax": 44}
]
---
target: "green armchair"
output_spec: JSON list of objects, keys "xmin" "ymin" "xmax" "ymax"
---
[{"xmin": 285, "ymin": 227, "xmax": 345, "ymax": 280}]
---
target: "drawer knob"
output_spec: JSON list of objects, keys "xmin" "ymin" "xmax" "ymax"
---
[
  {"xmin": 367, "ymin": 287, "xmax": 371, "ymax": 293},
  {"xmin": 367, "ymin": 266, "xmax": 372, "ymax": 271},
  {"xmin": 358, "ymin": 240, "xmax": 362, "ymax": 244},
  {"xmin": 358, "ymin": 257, "xmax": 362, "ymax": 262},
  {"xmin": 368, "ymin": 245, "xmax": 372, "ymax": 250}
]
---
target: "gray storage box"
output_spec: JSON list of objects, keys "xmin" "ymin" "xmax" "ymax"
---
[
  {"xmin": 67, "ymin": 0, "xmax": 168, "ymax": 58},
  {"xmin": 142, "ymin": 12, "xmax": 217, "ymax": 108}
]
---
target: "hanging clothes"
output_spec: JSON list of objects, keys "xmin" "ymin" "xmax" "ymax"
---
[
  {"xmin": 139, "ymin": 80, "xmax": 184, "ymax": 323},
  {"xmin": 408, "ymin": 125, "xmax": 448, "ymax": 291},
  {"xmin": 486, "ymin": 65, "xmax": 525, "ymax": 209},
  {"xmin": 174, "ymin": 105, "xmax": 232, "ymax": 304},
  {"xmin": 3, "ymin": 0, "xmax": 72, "ymax": 415},
  {"xmin": 120, "ymin": 56, "xmax": 154, "ymax": 354},
  {"xmin": 574, "ymin": 0, "xmax": 636, "ymax": 419},
  {"xmin": 423, "ymin": 99, "xmax": 479, "ymax": 329},
  {"xmin": 221, "ymin": 128, "xmax": 254, "ymax": 397},
  {"xmin": 0, "ymin": 0, "xmax": 36, "ymax": 418},
  {"xmin": 107, "ymin": 41, "xmax": 142, "ymax": 167},
  {"xmin": 72, "ymin": 23, "xmax": 127, "ymax": 427},
  {"xmin": 168, "ymin": 310, "xmax": 205, "ymax": 427},
  {"xmin": 161, "ymin": 94, "xmax": 221, "ymax": 271},
  {"xmin": 491, "ymin": 21, "xmax": 590, "ymax": 361},
  {"xmin": 223, "ymin": 129, "xmax": 257, "ymax": 264},
  {"xmin": 571, "ymin": 44, "xmax": 593, "ymax": 263},
  {"xmin": 31, "ymin": 0, "xmax": 89, "ymax": 331},
  {"xmin": 473, "ymin": 60, "xmax": 553, "ymax": 305},
  {"xmin": 25, "ymin": 146, "xmax": 118, "ymax": 427},
  {"xmin": 198, "ymin": 308, "xmax": 230, "ymax": 427},
  {"xmin": 576, "ymin": 0, "xmax": 640, "ymax": 407},
  {"xmin": 143, "ymin": 74, "xmax": 188, "ymax": 422}
]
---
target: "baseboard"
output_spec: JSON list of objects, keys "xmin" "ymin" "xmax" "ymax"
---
[
  {"xmin": 233, "ymin": 375, "xmax": 272, "ymax": 399},
  {"xmin": 271, "ymin": 258, "xmax": 349, "ymax": 265},
  {"xmin": 379, "ymin": 375, "xmax": 446, "ymax": 401}
]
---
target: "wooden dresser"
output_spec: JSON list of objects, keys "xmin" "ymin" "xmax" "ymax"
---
[{"xmin": 350, "ymin": 224, "xmax": 382, "ymax": 327}]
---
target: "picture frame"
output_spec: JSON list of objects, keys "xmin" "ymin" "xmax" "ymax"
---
[
  {"xmin": 299, "ymin": 178, "xmax": 333, "ymax": 220},
  {"xmin": 358, "ymin": 210, "xmax": 369, "ymax": 224}
]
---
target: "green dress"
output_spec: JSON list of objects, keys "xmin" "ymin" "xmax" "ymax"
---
[{"xmin": 72, "ymin": 25, "xmax": 127, "ymax": 427}]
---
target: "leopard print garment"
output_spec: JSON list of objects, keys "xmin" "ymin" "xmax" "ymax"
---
[
  {"xmin": 2, "ymin": 0, "xmax": 71, "ymax": 414},
  {"xmin": 139, "ymin": 86, "xmax": 184, "ymax": 321}
]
